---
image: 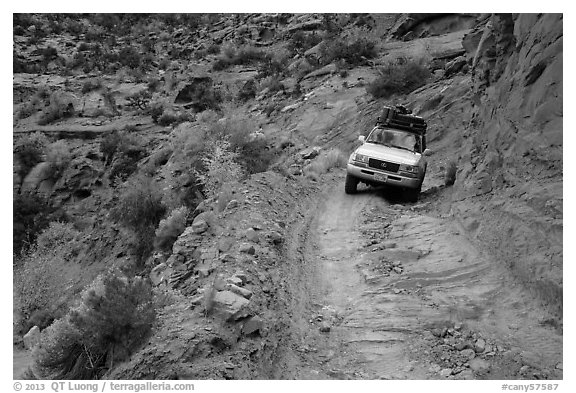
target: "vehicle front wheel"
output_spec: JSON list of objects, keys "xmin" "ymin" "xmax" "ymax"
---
[
  {"xmin": 406, "ymin": 186, "xmax": 421, "ymax": 202},
  {"xmin": 345, "ymin": 173, "xmax": 359, "ymax": 194}
]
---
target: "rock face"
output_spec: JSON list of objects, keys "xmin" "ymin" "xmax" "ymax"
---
[
  {"xmin": 23, "ymin": 326, "xmax": 41, "ymax": 350},
  {"xmin": 212, "ymin": 290, "xmax": 251, "ymax": 321},
  {"xmin": 391, "ymin": 14, "xmax": 478, "ymax": 39},
  {"xmin": 453, "ymin": 13, "xmax": 563, "ymax": 319}
]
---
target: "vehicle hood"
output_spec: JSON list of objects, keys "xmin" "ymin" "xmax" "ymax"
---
[{"xmin": 354, "ymin": 143, "xmax": 422, "ymax": 165}]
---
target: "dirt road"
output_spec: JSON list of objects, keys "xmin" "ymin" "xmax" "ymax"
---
[{"xmin": 277, "ymin": 174, "xmax": 562, "ymax": 380}]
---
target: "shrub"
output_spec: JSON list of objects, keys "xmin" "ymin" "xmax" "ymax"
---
[
  {"xmin": 289, "ymin": 31, "xmax": 323, "ymax": 54},
  {"xmin": 154, "ymin": 206, "xmax": 189, "ymax": 252},
  {"xmin": 195, "ymin": 140, "xmax": 244, "ymax": 199},
  {"xmin": 18, "ymin": 96, "xmax": 42, "ymax": 119},
  {"xmin": 118, "ymin": 46, "xmax": 141, "ymax": 69},
  {"xmin": 212, "ymin": 45, "xmax": 268, "ymax": 71},
  {"xmin": 237, "ymin": 79, "xmax": 257, "ymax": 102},
  {"xmin": 303, "ymin": 149, "xmax": 347, "ymax": 180},
  {"xmin": 36, "ymin": 221, "xmax": 79, "ymax": 253},
  {"xmin": 157, "ymin": 110, "xmax": 192, "ymax": 127},
  {"xmin": 111, "ymin": 175, "xmax": 166, "ymax": 262},
  {"xmin": 366, "ymin": 57, "xmax": 431, "ymax": 99},
  {"xmin": 126, "ymin": 90, "xmax": 152, "ymax": 110},
  {"xmin": 37, "ymin": 94, "xmax": 75, "ymax": 126},
  {"xmin": 14, "ymin": 132, "xmax": 49, "ymax": 178},
  {"xmin": 319, "ymin": 37, "xmax": 377, "ymax": 66},
  {"xmin": 100, "ymin": 130, "xmax": 143, "ymax": 164},
  {"xmin": 33, "ymin": 271, "xmax": 155, "ymax": 380},
  {"xmin": 147, "ymin": 77, "xmax": 161, "ymax": 92},
  {"xmin": 207, "ymin": 114, "xmax": 277, "ymax": 175},
  {"xmin": 81, "ymin": 78, "xmax": 102, "ymax": 94},
  {"xmin": 206, "ymin": 43, "xmax": 221, "ymax": 55},
  {"xmin": 42, "ymin": 47, "xmax": 58, "ymax": 62},
  {"xmin": 14, "ymin": 246, "xmax": 71, "ymax": 333},
  {"xmin": 258, "ymin": 76, "xmax": 285, "ymax": 94},
  {"xmin": 45, "ymin": 140, "xmax": 72, "ymax": 179},
  {"xmin": 13, "ymin": 192, "xmax": 60, "ymax": 256}
]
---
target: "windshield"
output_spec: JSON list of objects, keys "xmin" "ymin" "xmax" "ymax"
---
[{"xmin": 366, "ymin": 127, "xmax": 422, "ymax": 153}]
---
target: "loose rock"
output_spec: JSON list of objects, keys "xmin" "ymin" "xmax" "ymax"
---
[{"xmin": 23, "ymin": 326, "xmax": 41, "ymax": 350}]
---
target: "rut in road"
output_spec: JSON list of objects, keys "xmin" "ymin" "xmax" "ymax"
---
[{"xmin": 283, "ymin": 180, "xmax": 562, "ymax": 379}]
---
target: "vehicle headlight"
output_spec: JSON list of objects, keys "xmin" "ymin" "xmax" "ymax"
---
[
  {"xmin": 399, "ymin": 164, "xmax": 419, "ymax": 173},
  {"xmin": 353, "ymin": 153, "xmax": 369, "ymax": 163}
]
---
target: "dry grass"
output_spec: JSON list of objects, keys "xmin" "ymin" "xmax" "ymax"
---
[{"xmin": 304, "ymin": 149, "xmax": 348, "ymax": 180}]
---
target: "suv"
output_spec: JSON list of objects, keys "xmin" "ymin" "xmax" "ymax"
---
[{"xmin": 345, "ymin": 106, "xmax": 430, "ymax": 201}]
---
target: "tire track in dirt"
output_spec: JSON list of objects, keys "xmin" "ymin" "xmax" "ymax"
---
[{"xmin": 282, "ymin": 174, "xmax": 562, "ymax": 379}]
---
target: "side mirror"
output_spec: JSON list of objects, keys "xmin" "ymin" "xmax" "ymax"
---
[
  {"xmin": 423, "ymin": 148, "xmax": 432, "ymax": 157},
  {"xmin": 358, "ymin": 135, "xmax": 366, "ymax": 143}
]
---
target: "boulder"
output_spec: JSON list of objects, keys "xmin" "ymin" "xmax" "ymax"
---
[
  {"xmin": 226, "ymin": 283, "xmax": 253, "ymax": 299},
  {"xmin": 268, "ymin": 230, "xmax": 283, "ymax": 245},
  {"xmin": 299, "ymin": 146, "xmax": 322, "ymax": 160},
  {"xmin": 21, "ymin": 162, "xmax": 54, "ymax": 194},
  {"xmin": 245, "ymin": 228, "xmax": 260, "ymax": 242},
  {"xmin": 192, "ymin": 219, "xmax": 208, "ymax": 234},
  {"xmin": 242, "ymin": 316, "xmax": 264, "ymax": 336},
  {"xmin": 239, "ymin": 243, "xmax": 256, "ymax": 255},
  {"xmin": 150, "ymin": 263, "xmax": 169, "ymax": 286},
  {"xmin": 460, "ymin": 348, "xmax": 476, "ymax": 360},
  {"xmin": 469, "ymin": 358, "xmax": 490, "ymax": 373},
  {"xmin": 474, "ymin": 338, "xmax": 486, "ymax": 353},
  {"xmin": 212, "ymin": 290, "xmax": 251, "ymax": 321},
  {"xmin": 23, "ymin": 326, "xmax": 41, "ymax": 350},
  {"xmin": 444, "ymin": 56, "xmax": 468, "ymax": 78},
  {"xmin": 440, "ymin": 368, "xmax": 453, "ymax": 378}
]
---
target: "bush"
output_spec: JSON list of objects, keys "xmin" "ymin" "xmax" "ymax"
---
[
  {"xmin": 289, "ymin": 31, "xmax": 323, "ymax": 54},
  {"xmin": 303, "ymin": 149, "xmax": 347, "ymax": 180},
  {"xmin": 37, "ymin": 94, "xmax": 75, "ymax": 126},
  {"xmin": 36, "ymin": 221, "xmax": 79, "ymax": 253},
  {"xmin": 237, "ymin": 79, "xmax": 257, "ymax": 102},
  {"xmin": 18, "ymin": 96, "xmax": 41, "ymax": 119},
  {"xmin": 33, "ymin": 271, "xmax": 155, "ymax": 379},
  {"xmin": 157, "ymin": 110, "xmax": 192, "ymax": 127},
  {"xmin": 14, "ymin": 246, "xmax": 71, "ymax": 334},
  {"xmin": 154, "ymin": 206, "xmax": 189, "ymax": 252},
  {"xmin": 366, "ymin": 57, "xmax": 431, "ymax": 99},
  {"xmin": 111, "ymin": 175, "xmax": 166, "ymax": 262},
  {"xmin": 212, "ymin": 45, "xmax": 268, "ymax": 71},
  {"xmin": 207, "ymin": 115, "xmax": 277, "ymax": 174},
  {"xmin": 100, "ymin": 130, "xmax": 143, "ymax": 164},
  {"xmin": 14, "ymin": 132, "xmax": 49, "ymax": 179},
  {"xmin": 319, "ymin": 37, "xmax": 377, "ymax": 66},
  {"xmin": 118, "ymin": 46, "xmax": 141, "ymax": 69},
  {"xmin": 81, "ymin": 78, "xmax": 102, "ymax": 94},
  {"xmin": 42, "ymin": 47, "xmax": 58, "ymax": 62},
  {"xmin": 46, "ymin": 140, "xmax": 72, "ymax": 179},
  {"xmin": 195, "ymin": 140, "xmax": 244, "ymax": 199},
  {"xmin": 13, "ymin": 192, "xmax": 60, "ymax": 256},
  {"xmin": 126, "ymin": 90, "xmax": 152, "ymax": 110}
]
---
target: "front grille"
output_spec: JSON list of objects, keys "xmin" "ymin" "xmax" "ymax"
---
[{"xmin": 368, "ymin": 158, "xmax": 399, "ymax": 173}]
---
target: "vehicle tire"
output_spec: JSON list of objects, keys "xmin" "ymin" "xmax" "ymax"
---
[
  {"xmin": 406, "ymin": 186, "xmax": 421, "ymax": 203},
  {"xmin": 345, "ymin": 173, "xmax": 359, "ymax": 194}
]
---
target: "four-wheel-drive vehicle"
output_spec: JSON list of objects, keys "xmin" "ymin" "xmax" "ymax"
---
[{"xmin": 345, "ymin": 105, "xmax": 431, "ymax": 202}]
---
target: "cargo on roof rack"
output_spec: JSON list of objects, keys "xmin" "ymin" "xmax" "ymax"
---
[{"xmin": 376, "ymin": 105, "xmax": 427, "ymax": 134}]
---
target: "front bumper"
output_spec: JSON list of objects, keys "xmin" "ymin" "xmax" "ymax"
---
[{"xmin": 347, "ymin": 162, "xmax": 423, "ymax": 189}]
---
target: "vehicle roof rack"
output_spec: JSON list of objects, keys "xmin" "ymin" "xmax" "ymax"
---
[{"xmin": 376, "ymin": 105, "xmax": 427, "ymax": 135}]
